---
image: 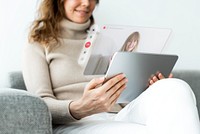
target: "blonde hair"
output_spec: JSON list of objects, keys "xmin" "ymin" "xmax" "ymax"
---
[
  {"xmin": 121, "ymin": 31, "xmax": 140, "ymax": 52},
  {"xmin": 29, "ymin": 0, "xmax": 99, "ymax": 50}
]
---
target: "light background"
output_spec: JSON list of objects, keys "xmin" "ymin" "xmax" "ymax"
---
[{"xmin": 0, "ymin": 0, "xmax": 200, "ymax": 87}]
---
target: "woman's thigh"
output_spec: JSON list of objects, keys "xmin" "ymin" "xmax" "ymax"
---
[
  {"xmin": 115, "ymin": 78, "xmax": 200, "ymax": 134},
  {"xmin": 53, "ymin": 113, "xmax": 147, "ymax": 134}
]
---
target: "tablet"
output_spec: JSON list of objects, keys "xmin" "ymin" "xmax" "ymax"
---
[
  {"xmin": 83, "ymin": 24, "xmax": 172, "ymax": 75},
  {"xmin": 105, "ymin": 52, "xmax": 178, "ymax": 103}
]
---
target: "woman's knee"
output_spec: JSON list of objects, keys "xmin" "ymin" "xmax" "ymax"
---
[
  {"xmin": 151, "ymin": 78, "xmax": 190, "ymax": 92},
  {"xmin": 149, "ymin": 78, "xmax": 196, "ymax": 104}
]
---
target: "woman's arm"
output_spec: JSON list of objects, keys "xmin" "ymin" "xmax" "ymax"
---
[{"xmin": 22, "ymin": 43, "xmax": 76, "ymax": 124}]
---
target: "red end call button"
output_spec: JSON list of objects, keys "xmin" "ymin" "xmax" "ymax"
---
[{"xmin": 85, "ymin": 41, "xmax": 91, "ymax": 48}]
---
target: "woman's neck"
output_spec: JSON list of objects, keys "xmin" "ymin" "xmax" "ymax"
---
[{"xmin": 59, "ymin": 18, "xmax": 91, "ymax": 40}]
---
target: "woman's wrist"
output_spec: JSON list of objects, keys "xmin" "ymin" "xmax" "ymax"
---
[{"xmin": 69, "ymin": 100, "xmax": 84, "ymax": 120}]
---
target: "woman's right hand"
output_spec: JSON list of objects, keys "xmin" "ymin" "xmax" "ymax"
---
[{"xmin": 69, "ymin": 74, "xmax": 127, "ymax": 119}]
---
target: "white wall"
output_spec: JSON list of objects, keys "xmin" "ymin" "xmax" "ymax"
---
[
  {"xmin": 0, "ymin": 0, "xmax": 39, "ymax": 87},
  {"xmin": 93, "ymin": 0, "xmax": 200, "ymax": 70},
  {"xmin": 0, "ymin": 0, "xmax": 200, "ymax": 87}
]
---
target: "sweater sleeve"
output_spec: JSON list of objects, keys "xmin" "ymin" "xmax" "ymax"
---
[{"xmin": 22, "ymin": 43, "xmax": 77, "ymax": 124}]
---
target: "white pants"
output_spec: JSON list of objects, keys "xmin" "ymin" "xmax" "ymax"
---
[{"xmin": 53, "ymin": 78, "xmax": 200, "ymax": 134}]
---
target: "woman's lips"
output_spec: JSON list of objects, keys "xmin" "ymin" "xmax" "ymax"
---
[{"xmin": 75, "ymin": 10, "xmax": 89, "ymax": 16}]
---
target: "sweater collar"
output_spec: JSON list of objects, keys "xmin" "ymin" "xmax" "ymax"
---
[{"xmin": 59, "ymin": 18, "xmax": 91, "ymax": 40}]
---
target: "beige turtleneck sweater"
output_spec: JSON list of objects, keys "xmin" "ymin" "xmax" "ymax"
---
[{"xmin": 22, "ymin": 19, "xmax": 121, "ymax": 124}]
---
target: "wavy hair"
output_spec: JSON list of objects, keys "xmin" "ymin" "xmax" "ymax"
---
[{"xmin": 29, "ymin": 0, "xmax": 99, "ymax": 50}]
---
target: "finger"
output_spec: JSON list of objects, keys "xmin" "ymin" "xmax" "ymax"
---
[
  {"xmin": 107, "ymin": 77, "xmax": 127, "ymax": 97},
  {"xmin": 152, "ymin": 76, "xmax": 159, "ymax": 82},
  {"xmin": 168, "ymin": 73, "xmax": 173, "ymax": 78},
  {"xmin": 110, "ymin": 84, "xmax": 126, "ymax": 105},
  {"xmin": 150, "ymin": 74, "xmax": 158, "ymax": 81},
  {"xmin": 158, "ymin": 73, "xmax": 165, "ymax": 79},
  {"xmin": 149, "ymin": 79, "xmax": 154, "ymax": 85},
  {"xmin": 102, "ymin": 74, "xmax": 126, "ymax": 92},
  {"xmin": 148, "ymin": 75, "xmax": 155, "ymax": 85},
  {"xmin": 85, "ymin": 77, "xmax": 105, "ymax": 90},
  {"xmin": 149, "ymin": 75, "xmax": 159, "ymax": 86}
]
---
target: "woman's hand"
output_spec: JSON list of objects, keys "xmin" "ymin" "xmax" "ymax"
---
[
  {"xmin": 69, "ymin": 74, "xmax": 128, "ymax": 119},
  {"xmin": 148, "ymin": 72, "xmax": 173, "ymax": 86}
]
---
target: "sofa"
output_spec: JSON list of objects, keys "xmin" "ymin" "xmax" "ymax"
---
[
  {"xmin": 0, "ymin": 70, "xmax": 200, "ymax": 134},
  {"xmin": 0, "ymin": 72, "xmax": 52, "ymax": 134}
]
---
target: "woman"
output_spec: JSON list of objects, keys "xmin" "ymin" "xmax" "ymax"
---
[
  {"xmin": 121, "ymin": 31, "xmax": 140, "ymax": 52},
  {"xmin": 22, "ymin": 0, "xmax": 200, "ymax": 133}
]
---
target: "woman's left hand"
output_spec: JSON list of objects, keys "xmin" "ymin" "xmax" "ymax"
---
[{"xmin": 148, "ymin": 72, "xmax": 173, "ymax": 86}]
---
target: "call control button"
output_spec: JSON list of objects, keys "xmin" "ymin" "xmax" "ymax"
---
[{"xmin": 85, "ymin": 42, "xmax": 91, "ymax": 48}]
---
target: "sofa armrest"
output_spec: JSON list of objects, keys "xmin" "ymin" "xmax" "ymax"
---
[
  {"xmin": 7, "ymin": 71, "xmax": 26, "ymax": 90},
  {"xmin": 0, "ymin": 88, "xmax": 52, "ymax": 134},
  {"xmin": 172, "ymin": 70, "xmax": 200, "ymax": 116}
]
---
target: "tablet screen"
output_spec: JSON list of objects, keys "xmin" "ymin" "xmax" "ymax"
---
[
  {"xmin": 83, "ymin": 24, "xmax": 172, "ymax": 75},
  {"xmin": 105, "ymin": 52, "xmax": 178, "ymax": 103}
]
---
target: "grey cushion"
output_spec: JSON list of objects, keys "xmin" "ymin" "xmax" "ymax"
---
[
  {"xmin": 7, "ymin": 71, "xmax": 26, "ymax": 90},
  {"xmin": 173, "ymin": 70, "xmax": 200, "ymax": 115},
  {"xmin": 0, "ymin": 88, "xmax": 52, "ymax": 134}
]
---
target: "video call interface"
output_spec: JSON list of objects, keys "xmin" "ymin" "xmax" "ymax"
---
[{"xmin": 84, "ymin": 25, "xmax": 171, "ymax": 75}]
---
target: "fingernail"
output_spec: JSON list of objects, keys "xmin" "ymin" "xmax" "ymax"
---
[{"xmin": 122, "ymin": 73, "xmax": 126, "ymax": 77}]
